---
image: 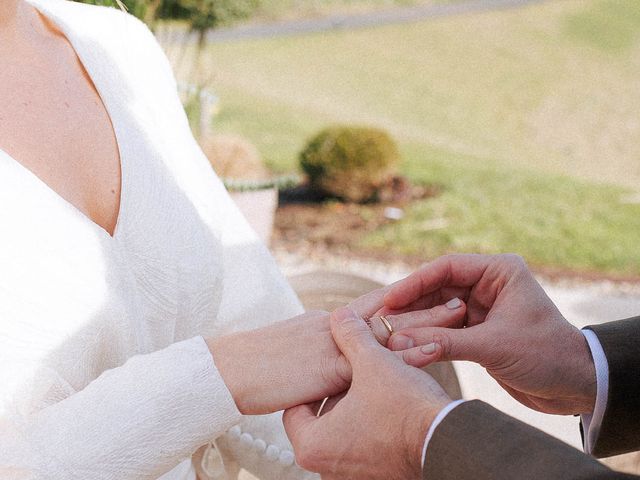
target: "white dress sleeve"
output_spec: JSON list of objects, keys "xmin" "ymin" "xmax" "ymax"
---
[
  {"xmin": 0, "ymin": 336, "xmax": 241, "ymax": 480},
  {"xmin": 116, "ymin": 13, "xmax": 321, "ymax": 480}
]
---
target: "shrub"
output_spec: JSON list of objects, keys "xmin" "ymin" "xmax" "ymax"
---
[{"xmin": 299, "ymin": 125, "xmax": 400, "ymax": 203}]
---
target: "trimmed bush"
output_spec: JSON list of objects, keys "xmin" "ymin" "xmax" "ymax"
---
[{"xmin": 299, "ymin": 125, "xmax": 399, "ymax": 203}]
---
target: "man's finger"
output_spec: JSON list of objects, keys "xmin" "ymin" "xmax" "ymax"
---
[
  {"xmin": 393, "ymin": 343, "xmax": 441, "ymax": 368},
  {"xmin": 348, "ymin": 286, "xmax": 390, "ymax": 320},
  {"xmin": 330, "ymin": 307, "xmax": 381, "ymax": 363},
  {"xmin": 283, "ymin": 403, "xmax": 317, "ymax": 450},
  {"xmin": 388, "ymin": 326, "xmax": 489, "ymax": 363},
  {"xmin": 384, "ymin": 254, "xmax": 491, "ymax": 310}
]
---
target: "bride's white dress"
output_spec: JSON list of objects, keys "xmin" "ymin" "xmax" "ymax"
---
[{"xmin": 0, "ymin": 1, "xmax": 315, "ymax": 479}]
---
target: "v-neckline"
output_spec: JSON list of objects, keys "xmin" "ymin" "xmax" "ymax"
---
[{"xmin": 0, "ymin": 0, "xmax": 126, "ymax": 240}]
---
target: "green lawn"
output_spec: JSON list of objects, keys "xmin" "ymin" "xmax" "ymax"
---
[
  {"xmin": 162, "ymin": 0, "xmax": 640, "ymax": 277},
  {"xmin": 366, "ymin": 143, "xmax": 640, "ymax": 275}
]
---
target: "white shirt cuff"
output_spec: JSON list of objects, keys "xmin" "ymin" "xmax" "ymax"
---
[
  {"xmin": 580, "ymin": 328, "xmax": 609, "ymax": 454},
  {"xmin": 421, "ymin": 399, "xmax": 466, "ymax": 469}
]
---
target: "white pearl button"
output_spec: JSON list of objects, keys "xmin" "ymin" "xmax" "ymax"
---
[
  {"xmin": 228, "ymin": 426, "xmax": 242, "ymax": 438},
  {"xmin": 240, "ymin": 432, "xmax": 254, "ymax": 447},
  {"xmin": 253, "ymin": 438, "xmax": 267, "ymax": 453},
  {"xmin": 278, "ymin": 450, "xmax": 295, "ymax": 466},
  {"xmin": 265, "ymin": 444, "xmax": 280, "ymax": 461}
]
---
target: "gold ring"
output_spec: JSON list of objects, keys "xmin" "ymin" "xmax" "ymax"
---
[
  {"xmin": 364, "ymin": 316, "xmax": 373, "ymax": 329},
  {"xmin": 379, "ymin": 315, "xmax": 394, "ymax": 336}
]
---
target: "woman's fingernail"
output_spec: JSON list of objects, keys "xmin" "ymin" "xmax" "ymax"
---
[
  {"xmin": 391, "ymin": 335, "xmax": 414, "ymax": 350},
  {"xmin": 445, "ymin": 297, "xmax": 462, "ymax": 310},
  {"xmin": 421, "ymin": 343, "xmax": 437, "ymax": 354}
]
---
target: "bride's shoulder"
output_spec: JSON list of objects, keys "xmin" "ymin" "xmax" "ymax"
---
[
  {"xmin": 36, "ymin": 0, "xmax": 176, "ymax": 90},
  {"xmin": 32, "ymin": 0, "xmax": 133, "ymax": 30},
  {"xmin": 36, "ymin": 0, "xmax": 165, "ymax": 61}
]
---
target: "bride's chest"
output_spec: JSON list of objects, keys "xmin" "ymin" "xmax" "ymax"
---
[
  {"xmin": 0, "ymin": 46, "xmax": 122, "ymax": 236},
  {"xmin": 0, "ymin": 17, "xmax": 227, "ymax": 396},
  {"xmin": 0, "ymin": 136, "xmax": 223, "ymax": 393}
]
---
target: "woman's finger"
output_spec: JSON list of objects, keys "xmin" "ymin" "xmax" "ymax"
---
[
  {"xmin": 381, "ymin": 286, "xmax": 470, "ymax": 315},
  {"xmin": 389, "ymin": 298, "xmax": 466, "ymax": 331},
  {"xmin": 367, "ymin": 298, "xmax": 467, "ymax": 347}
]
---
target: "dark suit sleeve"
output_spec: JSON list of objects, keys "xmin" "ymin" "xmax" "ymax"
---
[
  {"xmin": 423, "ymin": 400, "xmax": 637, "ymax": 480},
  {"xmin": 585, "ymin": 316, "xmax": 640, "ymax": 458}
]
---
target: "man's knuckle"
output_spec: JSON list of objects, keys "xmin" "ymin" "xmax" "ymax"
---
[
  {"xmin": 340, "ymin": 323, "xmax": 368, "ymax": 345},
  {"xmin": 431, "ymin": 331, "xmax": 452, "ymax": 358},
  {"xmin": 502, "ymin": 253, "xmax": 526, "ymax": 269},
  {"xmin": 318, "ymin": 356, "xmax": 348, "ymax": 392}
]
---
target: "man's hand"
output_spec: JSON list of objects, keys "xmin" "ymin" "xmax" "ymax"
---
[
  {"xmin": 283, "ymin": 307, "xmax": 451, "ymax": 480},
  {"xmin": 384, "ymin": 254, "xmax": 597, "ymax": 415}
]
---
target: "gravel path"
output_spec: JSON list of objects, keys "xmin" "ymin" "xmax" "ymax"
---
[{"xmin": 159, "ymin": 0, "xmax": 547, "ymax": 45}]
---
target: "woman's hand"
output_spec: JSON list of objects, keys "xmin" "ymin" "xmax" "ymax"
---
[
  {"xmin": 207, "ymin": 287, "xmax": 466, "ymax": 415},
  {"xmin": 208, "ymin": 310, "xmax": 345, "ymax": 415},
  {"xmin": 383, "ymin": 254, "xmax": 597, "ymax": 416}
]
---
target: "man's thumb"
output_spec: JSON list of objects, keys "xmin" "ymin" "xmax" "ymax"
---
[{"xmin": 330, "ymin": 307, "xmax": 380, "ymax": 362}]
